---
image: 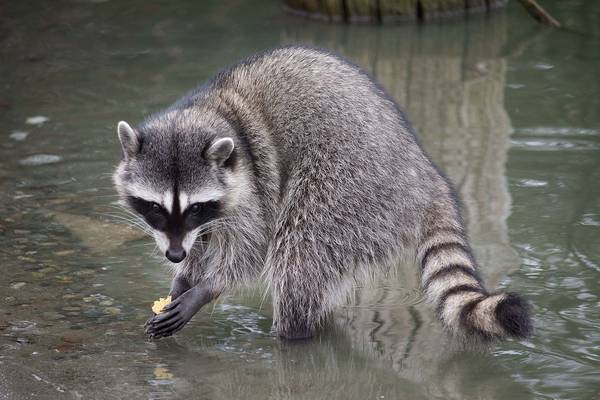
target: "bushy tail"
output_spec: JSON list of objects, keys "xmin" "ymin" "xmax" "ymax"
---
[{"xmin": 417, "ymin": 226, "xmax": 532, "ymax": 340}]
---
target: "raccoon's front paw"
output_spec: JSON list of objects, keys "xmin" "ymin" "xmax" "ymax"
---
[
  {"xmin": 144, "ymin": 310, "xmax": 191, "ymax": 339},
  {"xmin": 144, "ymin": 286, "xmax": 211, "ymax": 339}
]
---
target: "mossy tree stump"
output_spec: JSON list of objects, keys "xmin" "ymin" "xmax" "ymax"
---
[{"xmin": 285, "ymin": 0, "xmax": 508, "ymax": 22}]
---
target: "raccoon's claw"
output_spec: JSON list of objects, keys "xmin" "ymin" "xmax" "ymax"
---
[
  {"xmin": 144, "ymin": 317, "xmax": 162, "ymax": 338},
  {"xmin": 145, "ymin": 319, "xmax": 186, "ymax": 339},
  {"xmin": 144, "ymin": 286, "xmax": 213, "ymax": 339}
]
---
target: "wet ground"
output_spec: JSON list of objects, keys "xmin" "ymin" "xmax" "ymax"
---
[{"xmin": 1, "ymin": 0, "xmax": 599, "ymax": 399}]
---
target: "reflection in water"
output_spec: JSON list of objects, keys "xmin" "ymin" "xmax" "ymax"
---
[{"xmin": 2, "ymin": 1, "xmax": 600, "ymax": 399}]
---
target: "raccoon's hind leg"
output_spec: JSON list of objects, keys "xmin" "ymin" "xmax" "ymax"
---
[
  {"xmin": 418, "ymin": 208, "xmax": 532, "ymax": 340},
  {"xmin": 268, "ymin": 249, "xmax": 343, "ymax": 339},
  {"xmin": 267, "ymin": 225, "xmax": 349, "ymax": 339}
]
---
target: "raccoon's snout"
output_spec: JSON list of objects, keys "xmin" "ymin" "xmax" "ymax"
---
[{"xmin": 166, "ymin": 248, "xmax": 186, "ymax": 263}]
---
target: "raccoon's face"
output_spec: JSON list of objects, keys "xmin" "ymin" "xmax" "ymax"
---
[{"xmin": 113, "ymin": 120, "xmax": 237, "ymax": 263}]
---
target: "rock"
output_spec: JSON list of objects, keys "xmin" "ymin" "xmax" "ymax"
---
[
  {"xmin": 61, "ymin": 333, "xmax": 84, "ymax": 344},
  {"xmin": 54, "ymin": 250, "xmax": 76, "ymax": 256},
  {"xmin": 58, "ymin": 332, "xmax": 89, "ymax": 351},
  {"xmin": 25, "ymin": 115, "xmax": 49, "ymax": 125},
  {"xmin": 9, "ymin": 320, "xmax": 36, "ymax": 332},
  {"xmin": 83, "ymin": 309, "xmax": 103, "ymax": 318},
  {"xmin": 32, "ymin": 266, "xmax": 58, "ymax": 279},
  {"xmin": 9, "ymin": 131, "xmax": 28, "ymax": 141},
  {"xmin": 74, "ymin": 269, "xmax": 95, "ymax": 277},
  {"xmin": 48, "ymin": 211, "xmax": 145, "ymax": 254},
  {"xmin": 16, "ymin": 337, "xmax": 31, "ymax": 345},
  {"xmin": 19, "ymin": 154, "xmax": 62, "ymax": 166},
  {"xmin": 10, "ymin": 282, "xmax": 26, "ymax": 290},
  {"xmin": 153, "ymin": 367, "xmax": 174, "ymax": 380},
  {"xmin": 13, "ymin": 193, "xmax": 34, "ymax": 200},
  {"xmin": 104, "ymin": 307, "xmax": 121, "ymax": 315},
  {"xmin": 55, "ymin": 276, "xmax": 73, "ymax": 283},
  {"xmin": 42, "ymin": 311, "xmax": 65, "ymax": 321}
]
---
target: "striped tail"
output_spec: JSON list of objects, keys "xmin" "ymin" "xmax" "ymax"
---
[{"xmin": 417, "ymin": 227, "xmax": 532, "ymax": 340}]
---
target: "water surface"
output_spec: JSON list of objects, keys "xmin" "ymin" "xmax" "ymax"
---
[{"xmin": 1, "ymin": 1, "xmax": 599, "ymax": 399}]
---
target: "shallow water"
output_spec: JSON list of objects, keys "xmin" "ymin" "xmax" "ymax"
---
[{"xmin": 1, "ymin": 1, "xmax": 599, "ymax": 399}]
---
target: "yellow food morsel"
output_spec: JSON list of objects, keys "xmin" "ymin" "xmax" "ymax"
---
[{"xmin": 152, "ymin": 296, "xmax": 172, "ymax": 314}]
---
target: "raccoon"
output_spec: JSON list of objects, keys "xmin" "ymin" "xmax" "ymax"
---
[{"xmin": 113, "ymin": 46, "xmax": 531, "ymax": 341}]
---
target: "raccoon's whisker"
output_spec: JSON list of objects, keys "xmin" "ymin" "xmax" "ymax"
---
[
  {"xmin": 131, "ymin": 242, "xmax": 155, "ymax": 247},
  {"xmin": 112, "ymin": 221, "xmax": 153, "ymax": 236},
  {"xmin": 83, "ymin": 195, "xmax": 122, "ymax": 200},
  {"xmin": 101, "ymin": 212, "xmax": 154, "ymax": 236},
  {"xmin": 94, "ymin": 210, "xmax": 147, "ymax": 228},
  {"xmin": 196, "ymin": 218, "xmax": 231, "ymax": 236},
  {"xmin": 150, "ymin": 243, "xmax": 160, "ymax": 258},
  {"xmin": 109, "ymin": 206, "xmax": 150, "ymax": 226},
  {"xmin": 87, "ymin": 190, "xmax": 121, "ymax": 195},
  {"xmin": 102, "ymin": 210, "xmax": 147, "ymax": 226}
]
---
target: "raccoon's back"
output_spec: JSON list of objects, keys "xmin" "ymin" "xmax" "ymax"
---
[
  {"xmin": 222, "ymin": 46, "xmax": 440, "ymax": 190},
  {"xmin": 218, "ymin": 47, "xmax": 446, "ymax": 262},
  {"xmin": 234, "ymin": 47, "xmax": 411, "ymax": 144}
]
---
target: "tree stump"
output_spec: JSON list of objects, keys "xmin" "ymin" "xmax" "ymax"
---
[{"xmin": 285, "ymin": 0, "xmax": 508, "ymax": 22}]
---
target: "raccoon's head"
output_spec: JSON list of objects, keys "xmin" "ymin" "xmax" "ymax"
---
[{"xmin": 113, "ymin": 118, "xmax": 241, "ymax": 263}]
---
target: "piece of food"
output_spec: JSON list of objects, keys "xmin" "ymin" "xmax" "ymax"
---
[{"xmin": 152, "ymin": 296, "xmax": 172, "ymax": 314}]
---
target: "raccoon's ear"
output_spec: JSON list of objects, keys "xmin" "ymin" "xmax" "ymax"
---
[
  {"xmin": 117, "ymin": 121, "xmax": 141, "ymax": 160},
  {"xmin": 206, "ymin": 137, "xmax": 234, "ymax": 167}
]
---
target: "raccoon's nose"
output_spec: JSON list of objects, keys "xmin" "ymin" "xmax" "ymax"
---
[{"xmin": 166, "ymin": 248, "xmax": 186, "ymax": 263}]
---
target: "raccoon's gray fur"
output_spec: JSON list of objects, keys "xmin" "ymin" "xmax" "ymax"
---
[{"xmin": 113, "ymin": 46, "xmax": 531, "ymax": 341}]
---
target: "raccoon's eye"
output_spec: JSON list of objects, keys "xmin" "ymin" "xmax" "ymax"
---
[
  {"xmin": 151, "ymin": 202, "xmax": 162, "ymax": 213},
  {"xmin": 183, "ymin": 200, "xmax": 220, "ymax": 230}
]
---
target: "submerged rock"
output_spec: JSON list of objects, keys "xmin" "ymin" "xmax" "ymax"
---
[
  {"xmin": 9, "ymin": 320, "xmax": 36, "ymax": 333},
  {"xmin": 16, "ymin": 337, "xmax": 31, "ymax": 345},
  {"xmin": 9, "ymin": 131, "xmax": 29, "ymax": 141},
  {"xmin": 48, "ymin": 211, "xmax": 145, "ymax": 254},
  {"xmin": 19, "ymin": 154, "xmax": 62, "ymax": 166},
  {"xmin": 53, "ymin": 250, "xmax": 76, "ymax": 257},
  {"xmin": 83, "ymin": 308, "xmax": 103, "ymax": 318},
  {"xmin": 41, "ymin": 311, "xmax": 65, "ymax": 321},
  {"xmin": 104, "ymin": 307, "xmax": 121, "ymax": 315},
  {"xmin": 10, "ymin": 282, "xmax": 26, "ymax": 290},
  {"xmin": 25, "ymin": 115, "xmax": 50, "ymax": 125}
]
